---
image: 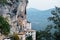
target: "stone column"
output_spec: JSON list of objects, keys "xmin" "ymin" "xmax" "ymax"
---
[
  {"xmin": 32, "ymin": 31, "xmax": 36, "ymax": 40},
  {"xmin": 22, "ymin": 35, "xmax": 26, "ymax": 40}
]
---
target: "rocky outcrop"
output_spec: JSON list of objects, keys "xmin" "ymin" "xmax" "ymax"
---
[{"xmin": 0, "ymin": 0, "xmax": 36, "ymax": 40}]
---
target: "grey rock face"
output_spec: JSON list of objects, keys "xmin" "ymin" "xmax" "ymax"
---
[
  {"xmin": 0, "ymin": 0, "xmax": 28, "ymax": 33},
  {"xmin": 0, "ymin": 0, "xmax": 19, "ymax": 16}
]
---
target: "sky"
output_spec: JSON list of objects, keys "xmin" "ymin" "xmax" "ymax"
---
[{"xmin": 27, "ymin": 0, "xmax": 60, "ymax": 10}]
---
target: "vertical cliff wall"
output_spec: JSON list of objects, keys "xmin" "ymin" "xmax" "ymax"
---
[{"xmin": 0, "ymin": 0, "xmax": 28, "ymax": 33}]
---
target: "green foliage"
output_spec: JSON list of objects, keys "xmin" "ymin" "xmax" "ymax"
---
[
  {"xmin": 11, "ymin": 33, "xmax": 19, "ymax": 40},
  {"xmin": 36, "ymin": 31, "xmax": 41, "ymax": 40},
  {"xmin": 0, "ymin": 0, "xmax": 7, "ymax": 5},
  {"xmin": 48, "ymin": 7, "xmax": 60, "ymax": 29},
  {"xmin": 36, "ymin": 31, "xmax": 52, "ymax": 40},
  {"xmin": 45, "ymin": 25, "xmax": 53, "ymax": 32},
  {"xmin": 36, "ymin": 7, "xmax": 60, "ymax": 40},
  {"xmin": 0, "ymin": 16, "xmax": 10, "ymax": 35},
  {"xmin": 48, "ymin": 7, "xmax": 60, "ymax": 40},
  {"xmin": 26, "ymin": 36, "xmax": 32, "ymax": 40}
]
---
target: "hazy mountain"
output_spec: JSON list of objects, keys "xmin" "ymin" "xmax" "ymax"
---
[{"xmin": 27, "ymin": 8, "xmax": 53, "ymax": 30}]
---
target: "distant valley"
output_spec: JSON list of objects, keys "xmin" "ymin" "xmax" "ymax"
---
[{"xmin": 27, "ymin": 8, "xmax": 53, "ymax": 30}]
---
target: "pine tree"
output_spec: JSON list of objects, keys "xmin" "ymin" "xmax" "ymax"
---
[{"xmin": 48, "ymin": 7, "xmax": 60, "ymax": 40}]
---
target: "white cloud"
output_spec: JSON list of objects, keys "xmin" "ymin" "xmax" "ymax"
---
[{"xmin": 27, "ymin": 0, "xmax": 60, "ymax": 10}]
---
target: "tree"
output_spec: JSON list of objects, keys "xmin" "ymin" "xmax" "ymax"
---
[
  {"xmin": 36, "ymin": 31, "xmax": 40, "ymax": 40},
  {"xmin": 48, "ymin": 7, "xmax": 60, "ymax": 40},
  {"xmin": 36, "ymin": 7, "xmax": 60, "ymax": 40},
  {"xmin": 11, "ymin": 33, "xmax": 19, "ymax": 40},
  {"xmin": 0, "ymin": 16, "xmax": 10, "ymax": 35},
  {"xmin": 36, "ymin": 30, "xmax": 52, "ymax": 40},
  {"xmin": 26, "ymin": 36, "xmax": 32, "ymax": 40}
]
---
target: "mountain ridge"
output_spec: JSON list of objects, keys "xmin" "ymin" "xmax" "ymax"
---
[
  {"xmin": 27, "ymin": 8, "xmax": 53, "ymax": 30},
  {"xmin": 27, "ymin": 8, "xmax": 54, "ymax": 12}
]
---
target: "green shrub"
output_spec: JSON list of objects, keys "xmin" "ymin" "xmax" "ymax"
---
[
  {"xmin": 0, "ymin": 16, "xmax": 10, "ymax": 35},
  {"xmin": 11, "ymin": 33, "xmax": 19, "ymax": 40}
]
